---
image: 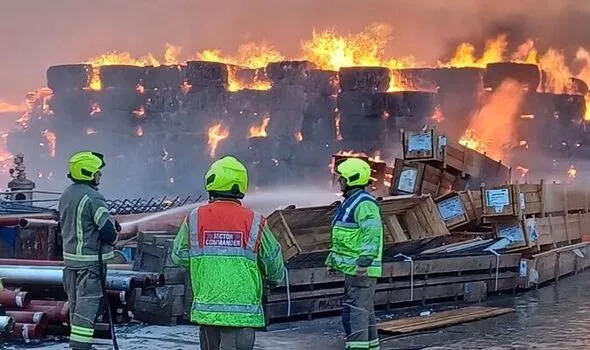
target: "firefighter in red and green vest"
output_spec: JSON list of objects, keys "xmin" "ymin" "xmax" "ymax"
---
[
  {"xmin": 171, "ymin": 155, "xmax": 285, "ymax": 350},
  {"xmin": 326, "ymin": 157, "xmax": 384, "ymax": 350}
]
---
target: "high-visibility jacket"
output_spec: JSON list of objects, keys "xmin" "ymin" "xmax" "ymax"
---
[
  {"xmin": 325, "ymin": 189, "xmax": 383, "ymax": 278},
  {"xmin": 171, "ymin": 200, "xmax": 285, "ymax": 328},
  {"xmin": 59, "ymin": 183, "xmax": 117, "ymax": 268}
]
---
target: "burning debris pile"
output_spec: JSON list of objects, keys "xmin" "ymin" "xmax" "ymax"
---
[{"xmin": 2, "ymin": 25, "xmax": 590, "ymax": 195}]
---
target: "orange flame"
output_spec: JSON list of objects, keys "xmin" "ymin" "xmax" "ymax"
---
[
  {"xmin": 17, "ymin": 88, "xmax": 54, "ymax": 128},
  {"xmin": 207, "ymin": 123, "xmax": 229, "ymax": 158},
  {"xmin": 90, "ymin": 102, "xmax": 101, "ymax": 117},
  {"xmin": 41, "ymin": 130, "xmax": 56, "ymax": 158},
  {"xmin": 516, "ymin": 166, "xmax": 529, "ymax": 178},
  {"xmin": 295, "ymin": 131, "xmax": 303, "ymax": 142},
  {"xmin": 248, "ymin": 115, "xmax": 270, "ymax": 138},
  {"xmin": 135, "ymin": 125, "xmax": 144, "ymax": 137},
  {"xmin": 0, "ymin": 101, "xmax": 25, "ymax": 113},
  {"xmin": 568, "ymin": 165, "xmax": 577, "ymax": 178},
  {"xmin": 86, "ymin": 128, "xmax": 97, "ymax": 135}
]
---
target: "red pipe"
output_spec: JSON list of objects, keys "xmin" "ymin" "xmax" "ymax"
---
[
  {"xmin": 30, "ymin": 300, "xmax": 62, "ymax": 306},
  {"xmin": 5, "ymin": 311, "xmax": 48, "ymax": 329},
  {"xmin": 18, "ymin": 218, "xmax": 58, "ymax": 229},
  {"xmin": 25, "ymin": 301, "xmax": 69, "ymax": 324},
  {"xmin": 0, "ymin": 213, "xmax": 57, "ymax": 226},
  {"xmin": 106, "ymin": 290, "xmax": 127, "ymax": 304},
  {"xmin": 0, "ymin": 259, "xmax": 132, "ymax": 270},
  {"xmin": 12, "ymin": 322, "xmax": 47, "ymax": 341},
  {"xmin": 0, "ymin": 290, "xmax": 31, "ymax": 308}
]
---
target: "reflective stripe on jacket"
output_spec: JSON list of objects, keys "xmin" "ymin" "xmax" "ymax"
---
[
  {"xmin": 59, "ymin": 183, "xmax": 116, "ymax": 268},
  {"xmin": 326, "ymin": 189, "xmax": 384, "ymax": 278},
  {"xmin": 171, "ymin": 200, "xmax": 285, "ymax": 328}
]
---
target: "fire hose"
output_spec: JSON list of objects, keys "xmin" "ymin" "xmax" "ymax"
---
[{"xmin": 98, "ymin": 224, "xmax": 120, "ymax": 350}]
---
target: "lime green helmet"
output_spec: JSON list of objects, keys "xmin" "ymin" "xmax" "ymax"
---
[
  {"xmin": 68, "ymin": 151, "xmax": 105, "ymax": 182},
  {"xmin": 335, "ymin": 157, "xmax": 372, "ymax": 187},
  {"xmin": 205, "ymin": 156, "xmax": 248, "ymax": 198}
]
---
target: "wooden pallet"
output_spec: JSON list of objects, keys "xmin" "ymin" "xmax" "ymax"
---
[
  {"xmin": 390, "ymin": 158, "xmax": 466, "ymax": 197},
  {"xmin": 435, "ymin": 190, "xmax": 482, "ymax": 230},
  {"xmin": 377, "ymin": 306, "xmax": 514, "ymax": 334}
]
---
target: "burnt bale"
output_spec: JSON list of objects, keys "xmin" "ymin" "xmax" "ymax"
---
[
  {"xmin": 144, "ymin": 90, "xmax": 180, "ymax": 113},
  {"xmin": 267, "ymin": 111, "xmax": 304, "ymax": 137},
  {"xmin": 49, "ymin": 89, "xmax": 94, "ymax": 117},
  {"xmin": 383, "ymin": 91, "xmax": 437, "ymax": 119},
  {"xmin": 305, "ymin": 93, "xmax": 337, "ymax": 117},
  {"xmin": 554, "ymin": 94, "xmax": 586, "ymax": 121},
  {"xmin": 269, "ymin": 85, "xmax": 307, "ymax": 112},
  {"xmin": 47, "ymin": 64, "xmax": 92, "ymax": 91},
  {"xmin": 302, "ymin": 94, "xmax": 337, "ymax": 142},
  {"xmin": 337, "ymin": 92, "xmax": 387, "ymax": 116},
  {"xmin": 339, "ymin": 67, "xmax": 390, "ymax": 93},
  {"xmin": 393, "ymin": 68, "xmax": 440, "ymax": 91},
  {"xmin": 185, "ymin": 86, "xmax": 228, "ymax": 112},
  {"xmin": 266, "ymin": 61, "xmax": 317, "ymax": 86},
  {"xmin": 568, "ymin": 77, "xmax": 589, "ymax": 96},
  {"xmin": 304, "ymin": 70, "xmax": 340, "ymax": 96},
  {"xmin": 93, "ymin": 87, "xmax": 143, "ymax": 112},
  {"xmin": 99, "ymin": 65, "xmax": 146, "ymax": 90},
  {"xmin": 484, "ymin": 63, "xmax": 541, "ymax": 92},
  {"xmin": 228, "ymin": 89, "xmax": 270, "ymax": 115},
  {"xmin": 233, "ymin": 68, "xmax": 268, "ymax": 88},
  {"xmin": 143, "ymin": 65, "xmax": 182, "ymax": 90},
  {"xmin": 185, "ymin": 61, "xmax": 229, "ymax": 89}
]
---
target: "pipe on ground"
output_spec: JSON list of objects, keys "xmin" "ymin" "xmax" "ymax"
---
[
  {"xmin": 0, "ymin": 290, "xmax": 31, "ymax": 308},
  {"xmin": 18, "ymin": 218, "xmax": 58, "ymax": 229},
  {"xmin": 25, "ymin": 301, "xmax": 69, "ymax": 324},
  {"xmin": 0, "ymin": 213, "xmax": 57, "ymax": 226},
  {"xmin": 12, "ymin": 322, "xmax": 47, "ymax": 341},
  {"xmin": 0, "ymin": 259, "xmax": 132, "ymax": 271},
  {"xmin": 0, "ymin": 316, "xmax": 15, "ymax": 334},
  {"xmin": 5, "ymin": 311, "xmax": 48, "ymax": 329}
]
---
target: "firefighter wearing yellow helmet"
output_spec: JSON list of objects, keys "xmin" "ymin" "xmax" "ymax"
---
[
  {"xmin": 58, "ymin": 151, "xmax": 120, "ymax": 349},
  {"xmin": 172, "ymin": 155, "xmax": 285, "ymax": 350},
  {"xmin": 327, "ymin": 157, "xmax": 383, "ymax": 350}
]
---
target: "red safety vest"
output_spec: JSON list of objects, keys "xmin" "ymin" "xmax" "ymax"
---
[{"xmin": 187, "ymin": 200, "xmax": 267, "ymax": 327}]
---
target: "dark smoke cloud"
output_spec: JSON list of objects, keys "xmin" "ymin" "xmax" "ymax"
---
[{"xmin": 2, "ymin": 0, "xmax": 590, "ymax": 103}]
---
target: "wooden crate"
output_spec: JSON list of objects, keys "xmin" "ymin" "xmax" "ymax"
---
[
  {"xmin": 133, "ymin": 231, "xmax": 186, "ymax": 284},
  {"xmin": 266, "ymin": 195, "xmax": 450, "ymax": 262},
  {"xmin": 402, "ymin": 129, "xmax": 510, "ymax": 184},
  {"xmin": 481, "ymin": 182, "xmax": 590, "ymax": 219},
  {"xmin": 435, "ymin": 190, "xmax": 482, "ymax": 230},
  {"xmin": 131, "ymin": 284, "xmax": 186, "ymax": 326},
  {"xmin": 390, "ymin": 158, "xmax": 464, "ymax": 196},
  {"xmin": 526, "ymin": 212, "xmax": 587, "ymax": 248}
]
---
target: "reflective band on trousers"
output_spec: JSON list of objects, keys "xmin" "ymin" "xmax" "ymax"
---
[
  {"xmin": 63, "ymin": 251, "xmax": 115, "ymax": 262},
  {"xmin": 188, "ymin": 208, "xmax": 262, "ymax": 260},
  {"xmin": 192, "ymin": 302, "xmax": 263, "ymax": 314},
  {"xmin": 346, "ymin": 340, "xmax": 370, "ymax": 349},
  {"xmin": 70, "ymin": 324, "xmax": 94, "ymax": 343}
]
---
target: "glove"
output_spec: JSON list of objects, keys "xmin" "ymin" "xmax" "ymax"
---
[{"xmin": 114, "ymin": 220, "xmax": 122, "ymax": 233}]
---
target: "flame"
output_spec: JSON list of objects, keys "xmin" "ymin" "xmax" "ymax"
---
[
  {"xmin": 135, "ymin": 125, "xmax": 144, "ymax": 137},
  {"xmin": 248, "ymin": 115, "xmax": 270, "ymax": 138},
  {"xmin": 41, "ymin": 130, "xmax": 56, "ymax": 158},
  {"xmin": 0, "ymin": 101, "xmax": 25, "ymax": 113},
  {"xmin": 459, "ymin": 79, "xmax": 525, "ymax": 162},
  {"xmin": 90, "ymin": 102, "xmax": 101, "ymax": 117},
  {"xmin": 431, "ymin": 107, "xmax": 444, "ymax": 123},
  {"xmin": 568, "ymin": 164, "xmax": 577, "ymax": 178},
  {"xmin": 17, "ymin": 88, "xmax": 54, "ymax": 128},
  {"xmin": 335, "ymin": 113, "xmax": 343, "ymax": 141},
  {"xmin": 86, "ymin": 128, "xmax": 97, "ymax": 135},
  {"xmin": 133, "ymin": 106, "xmax": 146, "ymax": 119},
  {"xmin": 516, "ymin": 166, "xmax": 529, "ymax": 178},
  {"xmin": 207, "ymin": 123, "xmax": 229, "ymax": 158},
  {"xmin": 295, "ymin": 131, "xmax": 303, "ymax": 142}
]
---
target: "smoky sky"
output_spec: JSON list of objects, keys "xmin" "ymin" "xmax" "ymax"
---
[{"xmin": 1, "ymin": 0, "xmax": 590, "ymax": 102}]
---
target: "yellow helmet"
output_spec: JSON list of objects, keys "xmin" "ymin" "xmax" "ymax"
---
[
  {"xmin": 68, "ymin": 151, "xmax": 105, "ymax": 182},
  {"xmin": 205, "ymin": 156, "xmax": 248, "ymax": 198},
  {"xmin": 335, "ymin": 157, "xmax": 372, "ymax": 187}
]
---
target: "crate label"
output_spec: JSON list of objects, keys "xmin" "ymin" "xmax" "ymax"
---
[
  {"xmin": 498, "ymin": 225, "xmax": 524, "ymax": 242},
  {"xmin": 525, "ymin": 217, "xmax": 538, "ymax": 242},
  {"xmin": 485, "ymin": 188, "xmax": 510, "ymax": 213},
  {"xmin": 407, "ymin": 132, "xmax": 432, "ymax": 152},
  {"xmin": 520, "ymin": 193, "xmax": 525, "ymax": 210},
  {"xmin": 519, "ymin": 259, "xmax": 527, "ymax": 277},
  {"xmin": 397, "ymin": 168, "xmax": 417, "ymax": 193},
  {"xmin": 437, "ymin": 196, "xmax": 464, "ymax": 221}
]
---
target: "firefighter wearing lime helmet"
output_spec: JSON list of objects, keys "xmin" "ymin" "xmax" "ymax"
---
[
  {"xmin": 58, "ymin": 151, "xmax": 120, "ymax": 349},
  {"xmin": 327, "ymin": 157, "xmax": 383, "ymax": 350},
  {"xmin": 172, "ymin": 155, "xmax": 285, "ymax": 350}
]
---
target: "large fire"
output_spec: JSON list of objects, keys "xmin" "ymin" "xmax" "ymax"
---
[{"xmin": 1, "ymin": 23, "xmax": 590, "ymax": 180}]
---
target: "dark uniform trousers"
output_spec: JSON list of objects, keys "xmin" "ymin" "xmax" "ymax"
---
[
  {"xmin": 199, "ymin": 325, "xmax": 255, "ymax": 350},
  {"xmin": 342, "ymin": 275, "xmax": 379, "ymax": 350},
  {"xmin": 63, "ymin": 265, "xmax": 106, "ymax": 350}
]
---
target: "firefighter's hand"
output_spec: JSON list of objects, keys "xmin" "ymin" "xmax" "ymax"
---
[{"xmin": 114, "ymin": 220, "xmax": 122, "ymax": 233}]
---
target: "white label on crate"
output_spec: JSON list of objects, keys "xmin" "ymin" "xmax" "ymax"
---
[
  {"xmin": 438, "ymin": 135, "xmax": 447, "ymax": 147},
  {"xmin": 519, "ymin": 259, "xmax": 528, "ymax": 277},
  {"xmin": 407, "ymin": 133, "xmax": 432, "ymax": 152},
  {"xmin": 397, "ymin": 168, "xmax": 417, "ymax": 193},
  {"xmin": 520, "ymin": 193, "xmax": 526, "ymax": 210},
  {"xmin": 525, "ymin": 217, "xmax": 538, "ymax": 242},
  {"xmin": 498, "ymin": 225, "xmax": 524, "ymax": 243},
  {"xmin": 437, "ymin": 196, "xmax": 465, "ymax": 221},
  {"xmin": 485, "ymin": 188, "xmax": 510, "ymax": 213}
]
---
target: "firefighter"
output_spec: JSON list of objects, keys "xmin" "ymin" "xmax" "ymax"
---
[
  {"xmin": 326, "ymin": 157, "xmax": 383, "ymax": 350},
  {"xmin": 171, "ymin": 155, "xmax": 285, "ymax": 350},
  {"xmin": 59, "ymin": 151, "xmax": 119, "ymax": 350}
]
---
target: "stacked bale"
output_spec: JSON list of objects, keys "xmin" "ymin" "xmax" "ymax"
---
[{"xmin": 302, "ymin": 70, "xmax": 339, "ymax": 143}]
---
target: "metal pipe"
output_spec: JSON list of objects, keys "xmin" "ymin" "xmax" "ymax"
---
[
  {"xmin": 5, "ymin": 311, "xmax": 48, "ymax": 329},
  {"xmin": 0, "ymin": 290, "xmax": 31, "ymax": 308},
  {"xmin": 0, "ymin": 266, "xmax": 149, "ymax": 289},
  {"xmin": 108, "ymin": 271, "xmax": 165, "ymax": 285},
  {"xmin": 18, "ymin": 218, "xmax": 59, "ymax": 229},
  {"xmin": 0, "ymin": 259, "xmax": 132, "ymax": 270},
  {"xmin": 106, "ymin": 290, "xmax": 128, "ymax": 304},
  {"xmin": 0, "ymin": 316, "xmax": 15, "ymax": 334},
  {"xmin": 105, "ymin": 275, "xmax": 135, "ymax": 291},
  {"xmin": 25, "ymin": 302, "xmax": 69, "ymax": 324},
  {"xmin": 0, "ymin": 213, "xmax": 57, "ymax": 226},
  {"xmin": 12, "ymin": 322, "xmax": 47, "ymax": 341}
]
